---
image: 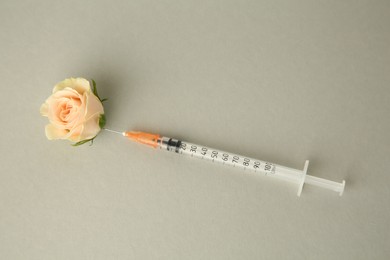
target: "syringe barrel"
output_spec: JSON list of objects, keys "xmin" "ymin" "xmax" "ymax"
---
[
  {"xmin": 163, "ymin": 138, "xmax": 277, "ymax": 176},
  {"xmin": 124, "ymin": 131, "xmax": 345, "ymax": 196},
  {"xmin": 159, "ymin": 138, "xmax": 345, "ymax": 196}
]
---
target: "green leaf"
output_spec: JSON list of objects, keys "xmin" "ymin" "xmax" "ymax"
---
[
  {"xmin": 72, "ymin": 138, "xmax": 94, "ymax": 146},
  {"xmin": 101, "ymin": 98, "xmax": 108, "ymax": 102},
  {"xmin": 99, "ymin": 114, "xmax": 106, "ymax": 129}
]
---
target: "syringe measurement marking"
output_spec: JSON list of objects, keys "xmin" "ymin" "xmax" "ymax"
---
[
  {"xmin": 201, "ymin": 147, "xmax": 207, "ymax": 159},
  {"xmin": 179, "ymin": 142, "xmax": 274, "ymax": 175}
]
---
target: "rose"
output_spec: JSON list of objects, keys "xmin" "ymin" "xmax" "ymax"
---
[{"xmin": 40, "ymin": 78, "xmax": 105, "ymax": 144}]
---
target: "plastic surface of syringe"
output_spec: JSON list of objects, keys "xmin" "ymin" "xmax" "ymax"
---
[{"xmin": 113, "ymin": 130, "xmax": 345, "ymax": 196}]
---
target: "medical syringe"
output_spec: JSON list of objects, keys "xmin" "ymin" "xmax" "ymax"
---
[{"xmin": 105, "ymin": 129, "xmax": 345, "ymax": 196}]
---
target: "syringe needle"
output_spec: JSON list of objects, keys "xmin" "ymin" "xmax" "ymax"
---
[{"xmin": 103, "ymin": 128, "xmax": 125, "ymax": 136}]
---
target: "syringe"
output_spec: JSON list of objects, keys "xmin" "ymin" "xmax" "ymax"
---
[{"xmin": 105, "ymin": 129, "xmax": 345, "ymax": 196}]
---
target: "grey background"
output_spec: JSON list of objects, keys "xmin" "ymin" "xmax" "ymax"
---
[{"xmin": 1, "ymin": 0, "xmax": 389, "ymax": 259}]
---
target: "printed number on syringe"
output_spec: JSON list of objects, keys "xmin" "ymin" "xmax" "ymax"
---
[{"xmin": 180, "ymin": 142, "xmax": 273, "ymax": 173}]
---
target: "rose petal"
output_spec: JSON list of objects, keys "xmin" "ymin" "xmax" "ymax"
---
[
  {"xmin": 76, "ymin": 92, "xmax": 104, "ymax": 140},
  {"xmin": 84, "ymin": 91, "xmax": 104, "ymax": 119},
  {"xmin": 78, "ymin": 114, "xmax": 101, "ymax": 140},
  {"xmin": 53, "ymin": 87, "xmax": 81, "ymax": 99},
  {"xmin": 53, "ymin": 78, "xmax": 91, "ymax": 95},
  {"xmin": 40, "ymin": 102, "xmax": 48, "ymax": 116},
  {"xmin": 45, "ymin": 124, "xmax": 68, "ymax": 140},
  {"xmin": 47, "ymin": 89, "xmax": 84, "ymax": 129},
  {"xmin": 67, "ymin": 125, "xmax": 84, "ymax": 142}
]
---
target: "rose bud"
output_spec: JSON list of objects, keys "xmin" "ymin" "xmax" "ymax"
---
[{"xmin": 40, "ymin": 77, "xmax": 106, "ymax": 145}]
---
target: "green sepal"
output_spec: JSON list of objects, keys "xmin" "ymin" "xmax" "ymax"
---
[
  {"xmin": 72, "ymin": 138, "xmax": 94, "ymax": 146},
  {"xmin": 90, "ymin": 79, "xmax": 107, "ymax": 103},
  {"xmin": 99, "ymin": 114, "xmax": 106, "ymax": 129},
  {"xmin": 91, "ymin": 79, "xmax": 99, "ymax": 98}
]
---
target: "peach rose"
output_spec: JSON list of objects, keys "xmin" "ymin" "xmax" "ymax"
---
[{"xmin": 40, "ymin": 78, "xmax": 105, "ymax": 143}]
